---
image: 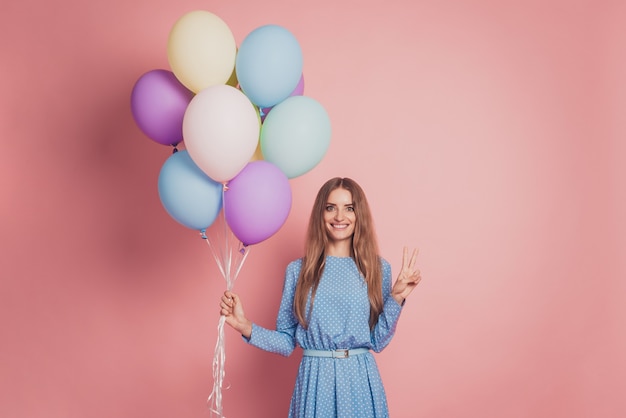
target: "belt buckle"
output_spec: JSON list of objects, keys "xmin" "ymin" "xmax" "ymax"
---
[{"xmin": 334, "ymin": 349, "xmax": 349, "ymax": 359}]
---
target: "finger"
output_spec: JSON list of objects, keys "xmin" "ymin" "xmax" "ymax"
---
[
  {"xmin": 413, "ymin": 272, "xmax": 422, "ymax": 284},
  {"xmin": 402, "ymin": 247, "xmax": 409, "ymax": 268},
  {"xmin": 224, "ymin": 291, "xmax": 237, "ymax": 304},
  {"xmin": 409, "ymin": 248, "xmax": 419, "ymax": 270}
]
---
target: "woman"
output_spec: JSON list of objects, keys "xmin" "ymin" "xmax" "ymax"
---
[{"xmin": 220, "ymin": 177, "xmax": 421, "ymax": 417}]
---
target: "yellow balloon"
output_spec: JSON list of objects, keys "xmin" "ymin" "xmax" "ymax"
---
[
  {"xmin": 225, "ymin": 61, "xmax": 239, "ymax": 88},
  {"xmin": 250, "ymin": 140, "xmax": 264, "ymax": 161},
  {"xmin": 167, "ymin": 11, "xmax": 237, "ymax": 93}
]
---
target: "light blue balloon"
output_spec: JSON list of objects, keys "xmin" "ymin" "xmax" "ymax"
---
[
  {"xmin": 236, "ymin": 25, "xmax": 303, "ymax": 108},
  {"xmin": 158, "ymin": 150, "xmax": 223, "ymax": 230},
  {"xmin": 260, "ymin": 96, "xmax": 331, "ymax": 179}
]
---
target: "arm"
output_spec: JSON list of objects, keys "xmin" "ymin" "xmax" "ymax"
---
[
  {"xmin": 220, "ymin": 260, "xmax": 301, "ymax": 357},
  {"xmin": 370, "ymin": 259, "xmax": 402, "ymax": 352},
  {"xmin": 370, "ymin": 248, "xmax": 422, "ymax": 352}
]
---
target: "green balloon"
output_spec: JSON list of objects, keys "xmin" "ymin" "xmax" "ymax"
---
[{"xmin": 260, "ymin": 96, "xmax": 331, "ymax": 179}]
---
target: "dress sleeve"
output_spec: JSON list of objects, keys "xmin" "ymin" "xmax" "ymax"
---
[
  {"xmin": 244, "ymin": 260, "xmax": 301, "ymax": 357},
  {"xmin": 370, "ymin": 258, "xmax": 403, "ymax": 352}
]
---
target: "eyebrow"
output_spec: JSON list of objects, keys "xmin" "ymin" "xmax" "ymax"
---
[{"xmin": 325, "ymin": 202, "xmax": 354, "ymax": 206}]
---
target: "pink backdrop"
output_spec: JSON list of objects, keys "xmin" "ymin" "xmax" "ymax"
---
[{"xmin": 1, "ymin": 0, "xmax": 624, "ymax": 417}]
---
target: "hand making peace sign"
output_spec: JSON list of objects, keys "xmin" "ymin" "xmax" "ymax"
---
[{"xmin": 391, "ymin": 247, "xmax": 422, "ymax": 305}]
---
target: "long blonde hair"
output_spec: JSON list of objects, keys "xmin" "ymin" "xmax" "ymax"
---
[{"xmin": 293, "ymin": 177, "xmax": 383, "ymax": 329}]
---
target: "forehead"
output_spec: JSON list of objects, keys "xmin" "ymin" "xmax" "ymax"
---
[{"xmin": 327, "ymin": 188, "xmax": 353, "ymax": 204}]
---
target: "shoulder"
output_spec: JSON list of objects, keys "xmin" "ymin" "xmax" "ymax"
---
[
  {"xmin": 379, "ymin": 256, "xmax": 390, "ymax": 269},
  {"xmin": 282, "ymin": 258, "xmax": 303, "ymax": 290},
  {"xmin": 379, "ymin": 257, "xmax": 391, "ymax": 275},
  {"xmin": 285, "ymin": 258, "xmax": 303, "ymax": 276}
]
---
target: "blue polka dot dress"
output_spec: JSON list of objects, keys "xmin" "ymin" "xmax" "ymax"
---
[{"xmin": 247, "ymin": 256, "xmax": 403, "ymax": 417}]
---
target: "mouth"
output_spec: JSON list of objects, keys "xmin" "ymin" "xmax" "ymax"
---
[{"xmin": 330, "ymin": 224, "xmax": 349, "ymax": 230}]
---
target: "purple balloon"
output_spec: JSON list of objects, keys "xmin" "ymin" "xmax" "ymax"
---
[
  {"xmin": 131, "ymin": 69, "xmax": 194, "ymax": 146},
  {"xmin": 291, "ymin": 73, "xmax": 305, "ymax": 96},
  {"xmin": 224, "ymin": 161, "xmax": 292, "ymax": 246}
]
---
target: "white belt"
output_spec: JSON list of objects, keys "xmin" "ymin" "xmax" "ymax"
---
[{"xmin": 302, "ymin": 348, "xmax": 370, "ymax": 359}]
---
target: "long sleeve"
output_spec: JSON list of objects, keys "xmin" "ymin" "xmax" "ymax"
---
[
  {"xmin": 245, "ymin": 260, "xmax": 302, "ymax": 357},
  {"xmin": 370, "ymin": 259, "xmax": 403, "ymax": 352}
]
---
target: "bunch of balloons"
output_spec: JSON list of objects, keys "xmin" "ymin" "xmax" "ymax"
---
[
  {"xmin": 130, "ymin": 11, "xmax": 331, "ymax": 417},
  {"xmin": 130, "ymin": 10, "xmax": 331, "ymax": 246}
]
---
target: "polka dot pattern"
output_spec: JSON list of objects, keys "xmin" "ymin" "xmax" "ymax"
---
[{"xmin": 248, "ymin": 256, "xmax": 403, "ymax": 417}]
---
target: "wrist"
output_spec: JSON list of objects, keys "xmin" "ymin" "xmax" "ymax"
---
[
  {"xmin": 392, "ymin": 293, "xmax": 405, "ymax": 306},
  {"xmin": 240, "ymin": 320, "xmax": 253, "ymax": 339}
]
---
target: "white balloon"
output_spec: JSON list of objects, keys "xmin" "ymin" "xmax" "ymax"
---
[{"xmin": 183, "ymin": 85, "xmax": 260, "ymax": 183}]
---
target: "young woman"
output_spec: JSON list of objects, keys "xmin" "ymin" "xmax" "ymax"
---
[{"xmin": 220, "ymin": 177, "xmax": 421, "ymax": 417}]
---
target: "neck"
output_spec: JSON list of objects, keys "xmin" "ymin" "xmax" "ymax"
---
[{"xmin": 326, "ymin": 240, "xmax": 352, "ymax": 257}]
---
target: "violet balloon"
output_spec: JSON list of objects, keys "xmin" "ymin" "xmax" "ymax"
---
[
  {"xmin": 131, "ymin": 69, "xmax": 194, "ymax": 146},
  {"xmin": 224, "ymin": 161, "xmax": 292, "ymax": 246}
]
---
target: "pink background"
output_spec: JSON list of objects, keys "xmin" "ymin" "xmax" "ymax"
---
[{"xmin": 1, "ymin": 0, "xmax": 624, "ymax": 417}]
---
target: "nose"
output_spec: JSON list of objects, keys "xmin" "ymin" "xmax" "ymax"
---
[{"xmin": 334, "ymin": 208, "xmax": 346, "ymax": 221}]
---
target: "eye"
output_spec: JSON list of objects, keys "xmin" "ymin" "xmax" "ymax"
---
[
  {"xmin": 346, "ymin": 206, "xmax": 355, "ymax": 212},
  {"xmin": 325, "ymin": 205, "xmax": 336, "ymax": 212}
]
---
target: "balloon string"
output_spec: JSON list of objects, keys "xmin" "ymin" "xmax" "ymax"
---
[
  {"xmin": 205, "ymin": 230, "xmax": 227, "ymax": 279},
  {"xmin": 203, "ymin": 213, "xmax": 250, "ymax": 286},
  {"xmin": 232, "ymin": 243, "xmax": 250, "ymax": 281},
  {"xmin": 203, "ymin": 208, "xmax": 250, "ymax": 417},
  {"xmin": 208, "ymin": 315, "xmax": 228, "ymax": 417}
]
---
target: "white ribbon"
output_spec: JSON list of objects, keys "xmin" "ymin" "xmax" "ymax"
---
[{"xmin": 203, "ymin": 208, "xmax": 249, "ymax": 417}]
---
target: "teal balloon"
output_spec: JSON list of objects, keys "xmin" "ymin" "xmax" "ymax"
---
[
  {"xmin": 158, "ymin": 150, "xmax": 223, "ymax": 230},
  {"xmin": 260, "ymin": 96, "xmax": 331, "ymax": 179},
  {"xmin": 236, "ymin": 25, "xmax": 303, "ymax": 108}
]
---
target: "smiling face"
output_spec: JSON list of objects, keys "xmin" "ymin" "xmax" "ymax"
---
[{"xmin": 323, "ymin": 187, "xmax": 356, "ymax": 245}]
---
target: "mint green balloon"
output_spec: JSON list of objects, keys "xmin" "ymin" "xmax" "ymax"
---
[{"xmin": 260, "ymin": 96, "xmax": 331, "ymax": 179}]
